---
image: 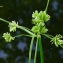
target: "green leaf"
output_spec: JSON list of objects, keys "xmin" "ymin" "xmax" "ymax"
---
[
  {"xmin": 38, "ymin": 35, "xmax": 44, "ymax": 63},
  {"xmin": 29, "ymin": 36, "xmax": 35, "ymax": 63}
]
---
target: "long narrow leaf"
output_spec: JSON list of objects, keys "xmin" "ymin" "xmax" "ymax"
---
[
  {"xmin": 29, "ymin": 36, "xmax": 34, "ymax": 63},
  {"xmin": 34, "ymin": 36, "xmax": 38, "ymax": 63},
  {"xmin": 38, "ymin": 35, "xmax": 44, "ymax": 63}
]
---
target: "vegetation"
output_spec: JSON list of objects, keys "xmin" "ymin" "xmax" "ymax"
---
[{"xmin": 0, "ymin": 0, "xmax": 63, "ymax": 63}]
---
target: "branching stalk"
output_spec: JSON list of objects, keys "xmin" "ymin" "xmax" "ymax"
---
[
  {"xmin": 17, "ymin": 26, "xmax": 36, "ymax": 36},
  {"xmin": 0, "ymin": 18, "xmax": 36, "ymax": 37}
]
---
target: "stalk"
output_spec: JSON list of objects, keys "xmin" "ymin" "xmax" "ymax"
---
[
  {"xmin": 43, "ymin": 34, "xmax": 53, "ymax": 39},
  {"xmin": 0, "ymin": 18, "xmax": 9, "ymax": 23},
  {"xmin": 17, "ymin": 26, "xmax": 36, "ymax": 36},
  {"xmin": 38, "ymin": 35, "xmax": 44, "ymax": 63},
  {"xmin": 45, "ymin": 0, "xmax": 50, "ymax": 12},
  {"xmin": 34, "ymin": 36, "xmax": 38, "ymax": 63},
  {"xmin": 0, "ymin": 18, "xmax": 36, "ymax": 37},
  {"xmin": 29, "ymin": 36, "xmax": 34, "ymax": 63},
  {"xmin": 15, "ymin": 34, "xmax": 32, "ymax": 38}
]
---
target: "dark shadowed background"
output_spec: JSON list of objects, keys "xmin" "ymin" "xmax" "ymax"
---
[{"xmin": 0, "ymin": 0, "xmax": 63, "ymax": 63}]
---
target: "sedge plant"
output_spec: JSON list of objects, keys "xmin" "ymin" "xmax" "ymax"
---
[{"xmin": 0, "ymin": 0, "xmax": 63, "ymax": 63}]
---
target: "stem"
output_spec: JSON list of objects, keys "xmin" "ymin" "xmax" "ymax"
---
[
  {"xmin": 38, "ymin": 35, "xmax": 44, "ymax": 63},
  {"xmin": 0, "ymin": 18, "xmax": 36, "ymax": 37},
  {"xmin": 34, "ymin": 36, "xmax": 38, "ymax": 63},
  {"xmin": 17, "ymin": 26, "xmax": 36, "ymax": 36},
  {"xmin": 0, "ymin": 18, "xmax": 9, "ymax": 23},
  {"xmin": 29, "ymin": 36, "xmax": 34, "ymax": 63},
  {"xmin": 45, "ymin": 0, "xmax": 50, "ymax": 12},
  {"xmin": 15, "ymin": 34, "xmax": 32, "ymax": 38},
  {"xmin": 43, "ymin": 34, "xmax": 53, "ymax": 39}
]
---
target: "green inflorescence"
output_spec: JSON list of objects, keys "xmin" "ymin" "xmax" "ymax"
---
[
  {"xmin": 2, "ymin": 32, "xmax": 15, "ymax": 42},
  {"xmin": 31, "ymin": 10, "xmax": 50, "ymax": 34},
  {"xmin": 51, "ymin": 34, "xmax": 63, "ymax": 48},
  {"xmin": 8, "ymin": 21, "xmax": 18, "ymax": 32},
  {"xmin": 0, "ymin": 0, "xmax": 63, "ymax": 63}
]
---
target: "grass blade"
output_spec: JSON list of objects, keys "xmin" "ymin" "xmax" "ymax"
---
[
  {"xmin": 29, "ymin": 36, "xmax": 34, "ymax": 63},
  {"xmin": 34, "ymin": 36, "xmax": 38, "ymax": 63},
  {"xmin": 38, "ymin": 35, "xmax": 44, "ymax": 63}
]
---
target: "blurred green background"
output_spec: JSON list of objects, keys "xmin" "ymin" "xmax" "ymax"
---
[{"xmin": 0, "ymin": 0, "xmax": 63, "ymax": 63}]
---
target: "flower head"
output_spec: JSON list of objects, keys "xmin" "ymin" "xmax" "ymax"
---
[
  {"xmin": 2, "ymin": 32, "xmax": 15, "ymax": 42},
  {"xmin": 32, "ymin": 10, "xmax": 50, "ymax": 24},
  {"xmin": 32, "ymin": 10, "xmax": 38, "ymax": 18},
  {"xmin": 50, "ymin": 34, "xmax": 63, "ymax": 48},
  {"xmin": 8, "ymin": 21, "xmax": 18, "ymax": 32},
  {"xmin": 31, "ymin": 23, "xmax": 48, "ymax": 34}
]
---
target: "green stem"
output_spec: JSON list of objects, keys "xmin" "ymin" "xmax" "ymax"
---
[
  {"xmin": 45, "ymin": 0, "xmax": 50, "ymax": 12},
  {"xmin": 34, "ymin": 36, "xmax": 38, "ymax": 63},
  {"xmin": 17, "ymin": 26, "xmax": 36, "ymax": 36},
  {"xmin": 43, "ymin": 34, "xmax": 53, "ymax": 39},
  {"xmin": 38, "ymin": 35, "xmax": 44, "ymax": 63},
  {"xmin": 29, "ymin": 36, "xmax": 34, "ymax": 63},
  {"xmin": 0, "ymin": 18, "xmax": 9, "ymax": 23},
  {"xmin": 15, "ymin": 34, "xmax": 32, "ymax": 38},
  {"xmin": 0, "ymin": 18, "xmax": 35, "ymax": 37}
]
